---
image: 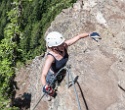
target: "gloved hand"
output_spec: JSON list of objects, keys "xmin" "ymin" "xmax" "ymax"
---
[
  {"xmin": 43, "ymin": 85, "xmax": 55, "ymax": 96},
  {"xmin": 89, "ymin": 32, "xmax": 101, "ymax": 42}
]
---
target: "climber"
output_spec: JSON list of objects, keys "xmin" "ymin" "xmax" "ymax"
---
[{"xmin": 41, "ymin": 31, "xmax": 100, "ymax": 100}]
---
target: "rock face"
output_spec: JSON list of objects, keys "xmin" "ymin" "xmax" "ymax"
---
[{"xmin": 26, "ymin": 0, "xmax": 125, "ymax": 110}]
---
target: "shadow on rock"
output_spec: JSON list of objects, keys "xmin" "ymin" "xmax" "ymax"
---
[
  {"xmin": 69, "ymin": 76, "xmax": 89, "ymax": 110},
  {"xmin": 11, "ymin": 93, "xmax": 31, "ymax": 110},
  {"xmin": 76, "ymin": 76, "xmax": 89, "ymax": 110}
]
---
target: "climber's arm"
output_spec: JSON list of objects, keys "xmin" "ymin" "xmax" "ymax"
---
[
  {"xmin": 65, "ymin": 33, "xmax": 89, "ymax": 46},
  {"xmin": 41, "ymin": 55, "xmax": 54, "ymax": 86}
]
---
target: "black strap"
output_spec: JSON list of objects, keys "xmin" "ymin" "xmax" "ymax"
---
[{"xmin": 47, "ymin": 52, "xmax": 56, "ymax": 61}]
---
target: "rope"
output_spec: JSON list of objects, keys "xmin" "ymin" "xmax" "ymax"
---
[
  {"xmin": 65, "ymin": 66, "xmax": 82, "ymax": 110},
  {"xmin": 32, "ymin": 94, "xmax": 45, "ymax": 110}
]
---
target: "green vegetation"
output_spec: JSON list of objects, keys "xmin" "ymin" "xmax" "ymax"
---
[{"xmin": 0, "ymin": 0, "xmax": 77, "ymax": 109}]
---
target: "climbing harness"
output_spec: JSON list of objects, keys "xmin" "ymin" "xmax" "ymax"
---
[{"xmin": 32, "ymin": 65, "xmax": 82, "ymax": 110}]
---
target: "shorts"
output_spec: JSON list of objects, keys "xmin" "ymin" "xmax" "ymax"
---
[
  {"xmin": 46, "ymin": 69, "xmax": 66, "ymax": 86},
  {"xmin": 46, "ymin": 70, "xmax": 55, "ymax": 85}
]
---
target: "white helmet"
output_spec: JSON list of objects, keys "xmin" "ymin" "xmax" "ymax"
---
[{"xmin": 45, "ymin": 31, "xmax": 65, "ymax": 47}]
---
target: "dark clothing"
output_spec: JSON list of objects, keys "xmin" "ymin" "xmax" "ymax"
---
[
  {"xmin": 46, "ymin": 70, "xmax": 55, "ymax": 84},
  {"xmin": 47, "ymin": 51, "xmax": 69, "ymax": 73},
  {"xmin": 46, "ymin": 50, "xmax": 68, "ymax": 85}
]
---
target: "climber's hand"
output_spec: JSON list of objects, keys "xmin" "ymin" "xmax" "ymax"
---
[
  {"xmin": 89, "ymin": 32, "xmax": 101, "ymax": 42},
  {"xmin": 43, "ymin": 85, "xmax": 55, "ymax": 96}
]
